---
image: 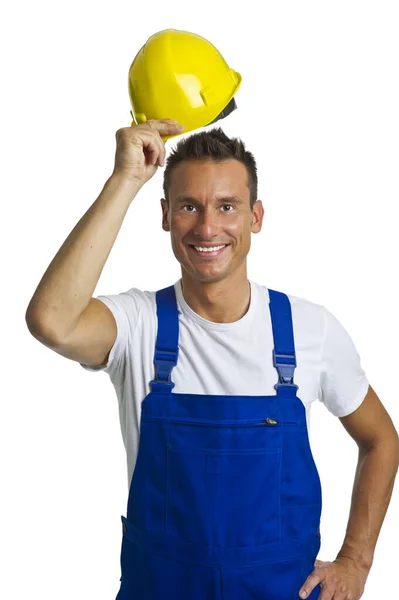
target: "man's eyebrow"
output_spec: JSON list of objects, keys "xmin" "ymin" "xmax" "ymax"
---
[{"xmin": 174, "ymin": 196, "xmax": 243, "ymax": 204}]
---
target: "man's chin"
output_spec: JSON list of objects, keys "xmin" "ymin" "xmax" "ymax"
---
[{"xmin": 181, "ymin": 265, "xmax": 232, "ymax": 284}]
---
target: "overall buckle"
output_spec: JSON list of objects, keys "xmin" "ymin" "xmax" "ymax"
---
[
  {"xmin": 150, "ymin": 349, "xmax": 177, "ymax": 392},
  {"xmin": 273, "ymin": 350, "xmax": 299, "ymax": 390}
]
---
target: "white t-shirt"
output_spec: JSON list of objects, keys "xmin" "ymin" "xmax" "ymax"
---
[{"xmin": 81, "ymin": 279, "xmax": 369, "ymax": 489}]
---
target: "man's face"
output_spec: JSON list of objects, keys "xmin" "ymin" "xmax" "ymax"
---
[{"xmin": 161, "ymin": 159, "xmax": 264, "ymax": 284}]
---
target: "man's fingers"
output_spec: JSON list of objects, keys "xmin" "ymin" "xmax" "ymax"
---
[
  {"xmin": 299, "ymin": 570, "xmax": 323, "ymax": 598},
  {"xmin": 138, "ymin": 119, "xmax": 184, "ymax": 164},
  {"xmin": 146, "ymin": 119, "xmax": 184, "ymax": 130}
]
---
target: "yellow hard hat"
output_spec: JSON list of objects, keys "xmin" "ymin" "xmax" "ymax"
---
[{"xmin": 128, "ymin": 29, "xmax": 242, "ymax": 142}]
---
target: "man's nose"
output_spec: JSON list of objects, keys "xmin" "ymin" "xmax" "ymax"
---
[{"xmin": 192, "ymin": 209, "xmax": 220, "ymax": 238}]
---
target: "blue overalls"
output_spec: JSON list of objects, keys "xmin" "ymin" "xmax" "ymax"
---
[{"xmin": 115, "ymin": 285, "xmax": 322, "ymax": 600}]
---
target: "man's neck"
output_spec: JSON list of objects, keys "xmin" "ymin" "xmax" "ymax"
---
[{"xmin": 180, "ymin": 274, "xmax": 251, "ymax": 324}]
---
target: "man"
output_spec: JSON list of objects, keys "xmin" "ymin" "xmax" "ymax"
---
[{"xmin": 25, "ymin": 119, "xmax": 399, "ymax": 599}]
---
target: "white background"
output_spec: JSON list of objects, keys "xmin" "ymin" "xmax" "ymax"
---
[{"xmin": 2, "ymin": 1, "xmax": 398, "ymax": 598}]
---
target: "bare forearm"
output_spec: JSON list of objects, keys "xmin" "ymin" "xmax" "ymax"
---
[
  {"xmin": 25, "ymin": 173, "xmax": 142, "ymax": 339},
  {"xmin": 336, "ymin": 437, "xmax": 399, "ymax": 571}
]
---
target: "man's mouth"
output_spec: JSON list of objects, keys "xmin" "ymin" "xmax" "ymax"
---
[{"xmin": 188, "ymin": 244, "xmax": 230, "ymax": 257}]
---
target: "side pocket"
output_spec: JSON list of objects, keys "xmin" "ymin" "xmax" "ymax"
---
[
  {"xmin": 118, "ymin": 516, "xmax": 145, "ymax": 588},
  {"xmin": 236, "ymin": 557, "xmax": 303, "ymax": 600},
  {"xmin": 299, "ymin": 539, "xmax": 322, "ymax": 600}
]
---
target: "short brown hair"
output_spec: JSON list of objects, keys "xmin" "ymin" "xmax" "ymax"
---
[{"xmin": 162, "ymin": 127, "xmax": 258, "ymax": 211}]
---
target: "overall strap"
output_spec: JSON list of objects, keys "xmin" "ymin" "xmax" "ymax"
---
[
  {"xmin": 150, "ymin": 285, "xmax": 179, "ymax": 394},
  {"xmin": 268, "ymin": 289, "xmax": 299, "ymax": 395}
]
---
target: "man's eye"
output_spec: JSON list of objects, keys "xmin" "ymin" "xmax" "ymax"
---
[{"xmin": 182, "ymin": 204, "xmax": 234, "ymax": 212}]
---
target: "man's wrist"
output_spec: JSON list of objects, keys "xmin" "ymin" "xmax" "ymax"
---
[{"xmin": 336, "ymin": 539, "xmax": 374, "ymax": 572}]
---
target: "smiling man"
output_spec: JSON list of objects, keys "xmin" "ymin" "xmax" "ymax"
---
[
  {"xmin": 26, "ymin": 120, "xmax": 399, "ymax": 600},
  {"xmin": 161, "ymin": 157, "xmax": 263, "ymax": 323}
]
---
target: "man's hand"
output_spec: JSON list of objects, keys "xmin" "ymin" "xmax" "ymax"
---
[{"xmin": 298, "ymin": 556, "xmax": 369, "ymax": 599}]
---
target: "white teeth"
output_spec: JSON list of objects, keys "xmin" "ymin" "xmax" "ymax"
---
[{"xmin": 193, "ymin": 245, "xmax": 226, "ymax": 252}]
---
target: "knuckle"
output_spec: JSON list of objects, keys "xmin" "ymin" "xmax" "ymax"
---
[{"xmin": 116, "ymin": 127, "xmax": 129, "ymax": 138}]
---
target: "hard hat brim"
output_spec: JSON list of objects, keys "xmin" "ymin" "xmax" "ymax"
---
[{"xmin": 206, "ymin": 97, "xmax": 237, "ymax": 126}]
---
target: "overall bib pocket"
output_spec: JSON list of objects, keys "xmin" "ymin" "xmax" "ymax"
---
[{"xmin": 166, "ymin": 440, "xmax": 282, "ymax": 547}]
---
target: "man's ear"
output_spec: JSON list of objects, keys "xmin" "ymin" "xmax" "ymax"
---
[{"xmin": 161, "ymin": 198, "xmax": 170, "ymax": 232}]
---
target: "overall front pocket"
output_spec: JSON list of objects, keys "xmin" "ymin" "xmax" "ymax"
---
[{"xmin": 166, "ymin": 442, "xmax": 282, "ymax": 548}]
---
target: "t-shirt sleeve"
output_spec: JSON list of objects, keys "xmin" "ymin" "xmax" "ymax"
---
[
  {"xmin": 79, "ymin": 290, "xmax": 140, "ymax": 379},
  {"xmin": 318, "ymin": 306, "xmax": 369, "ymax": 417}
]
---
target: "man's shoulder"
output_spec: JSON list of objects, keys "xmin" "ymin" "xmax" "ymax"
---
[
  {"xmin": 95, "ymin": 285, "xmax": 158, "ymax": 322},
  {"xmin": 252, "ymin": 281, "xmax": 325, "ymax": 314}
]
